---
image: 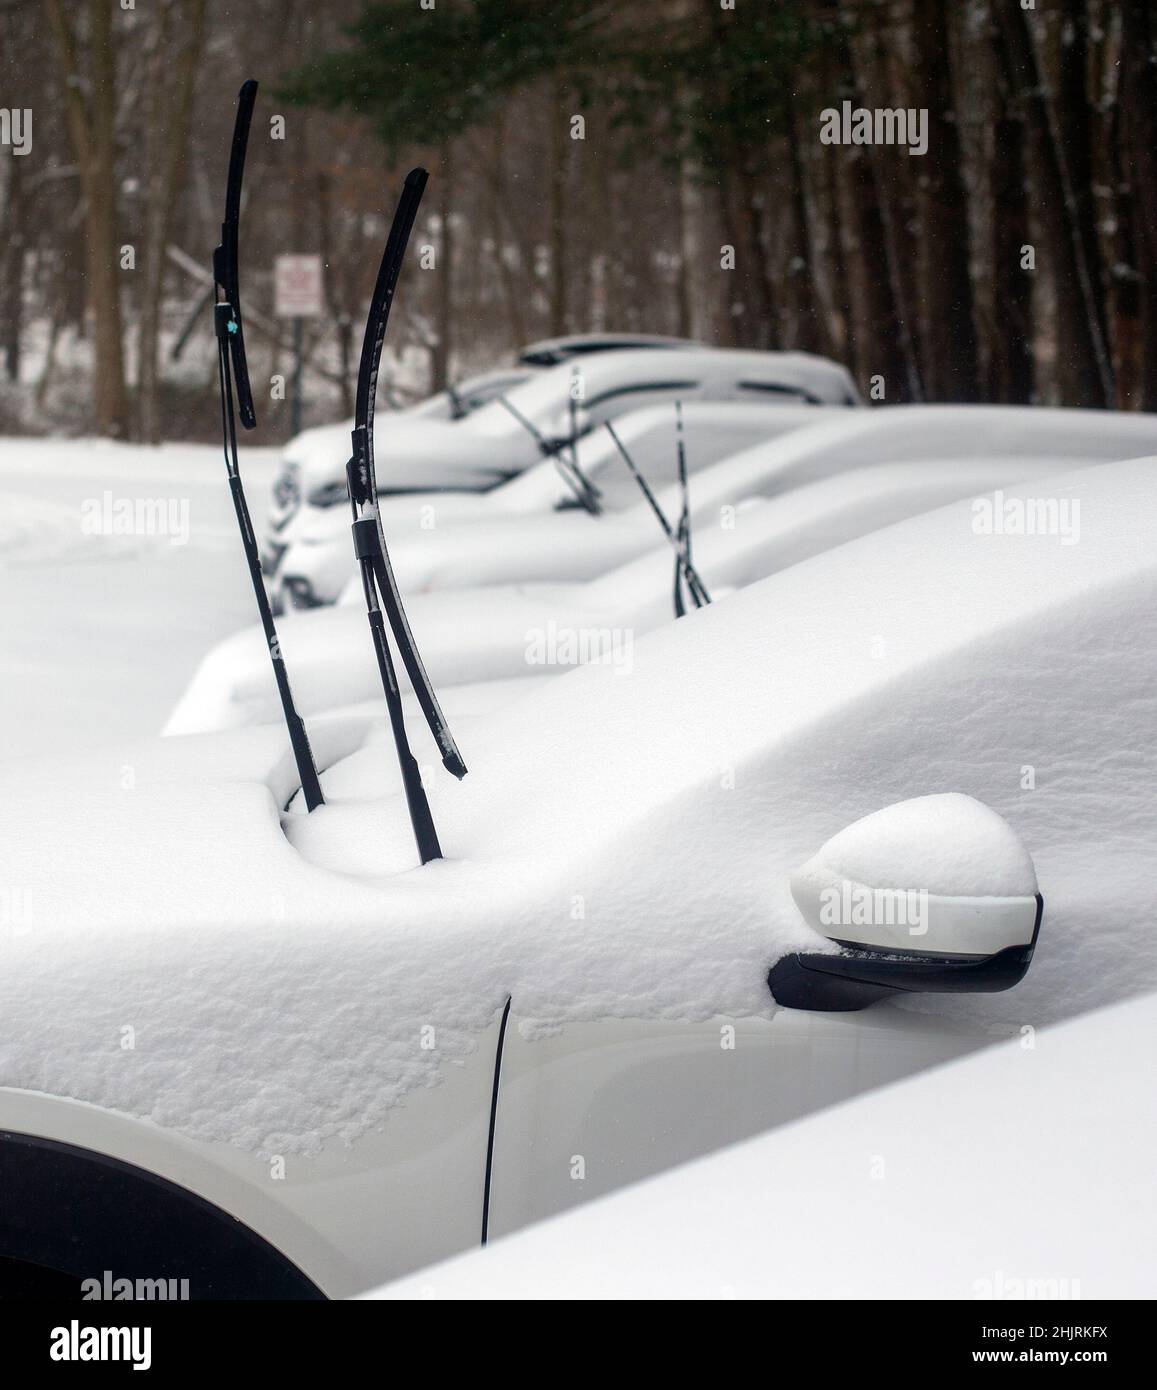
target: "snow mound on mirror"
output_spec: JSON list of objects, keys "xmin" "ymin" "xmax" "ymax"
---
[{"xmin": 796, "ymin": 793, "xmax": 1038, "ymax": 899}]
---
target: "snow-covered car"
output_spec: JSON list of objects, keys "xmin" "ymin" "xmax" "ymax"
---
[
  {"xmin": 168, "ymin": 454, "xmax": 1069, "ymax": 733},
  {"xmin": 262, "ymin": 346, "xmax": 861, "ymax": 594},
  {"xmin": 263, "ymin": 365, "xmax": 535, "ymax": 579},
  {"xmin": 272, "ymin": 399, "xmax": 838, "ymax": 610},
  {"xmin": 516, "ymin": 332, "xmax": 703, "ymax": 365},
  {"xmin": 361, "ymin": 404, "xmax": 1157, "ymax": 595},
  {"xmin": 2, "ymin": 458, "xmax": 1154, "ymax": 1298},
  {"xmin": 369, "ymin": 991, "xmax": 1157, "ymax": 1299},
  {"xmin": 167, "ymin": 403, "xmax": 1157, "ymax": 735}
]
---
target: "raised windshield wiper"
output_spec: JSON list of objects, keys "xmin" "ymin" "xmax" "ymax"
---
[
  {"xmin": 492, "ymin": 391, "xmax": 602, "ymax": 515},
  {"xmin": 213, "ymin": 80, "xmax": 324, "ymax": 811},
  {"xmin": 604, "ymin": 406, "xmax": 711, "ymax": 617},
  {"xmin": 346, "ymin": 168, "xmax": 467, "ymax": 865},
  {"xmin": 671, "ymin": 400, "xmax": 702, "ymax": 618}
]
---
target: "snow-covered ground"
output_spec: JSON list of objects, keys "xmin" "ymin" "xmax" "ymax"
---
[{"xmin": 0, "ymin": 439, "xmax": 280, "ymax": 760}]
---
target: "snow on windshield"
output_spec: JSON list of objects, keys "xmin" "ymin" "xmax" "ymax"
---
[{"xmin": 494, "ymin": 401, "xmax": 828, "ymax": 513}]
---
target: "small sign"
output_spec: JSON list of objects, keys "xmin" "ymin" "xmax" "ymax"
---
[{"xmin": 274, "ymin": 254, "xmax": 324, "ymax": 318}]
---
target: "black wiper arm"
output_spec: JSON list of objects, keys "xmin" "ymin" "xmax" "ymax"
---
[
  {"xmin": 672, "ymin": 399, "xmax": 699, "ymax": 618},
  {"xmin": 604, "ymin": 416, "xmax": 711, "ymax": 615},
  {"xmin": 213, "ymin": 79, "xmax": 257, "ymax": 431},
  {"xmin": 493, "ymin": 393, "xmax": 602, "ymax": 515},
  {"xmin": 213, "ymin": 79, "xmax": 323, "ymax": 812},
  {"xmin": 347, "ymin": 168, "xmax": 467, "ymax": 865}
]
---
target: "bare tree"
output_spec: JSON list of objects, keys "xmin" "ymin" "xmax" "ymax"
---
[
  {"xmin": 431, "ymin": 142, "xmax": 455, "ymax": 392},
  {"xmin": 910, "ymin": 0, "xmax": 980, "ymax": 400},
  {"xmin": 996, "ymin": 0, "xmax": 1113, "ymax": 406},
  {"xmin": 45, "ymin": 0, "xmax": 130, "ymax": 437},
  {"xmin": 136, "ymin": 0, "xmax": 208, "ymax": 443},
  {"xmin": 986, "ymin": 7, "xmax": 1034, "ymax": 403},
  {"xmin": 1120, "ymin": 0, "xmax": 1157, "ymax": 407}
]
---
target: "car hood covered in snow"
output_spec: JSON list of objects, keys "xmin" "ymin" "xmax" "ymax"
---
[
  {"xmin": 1, "ymin": 459, "xmax": 1155, "ymax": 1156},
  {"xmin": 171, "ymin": 454, "xmax": 1073, "ymax": 728},
  {"xmin": 283, "ymin": 413, "xmax": 527, "ymax": 496},
  {"xmin": 371, "ymin": 403, "xmax": 1157, "ymax": 593}
]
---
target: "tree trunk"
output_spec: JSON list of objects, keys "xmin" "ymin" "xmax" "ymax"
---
[
  {"xmin": 987, "ymin": 37, "xmax": 1034, "ymax": 404},
  {"xmin": 1120, "ymin": 0, "xmax": 1157, "ymax": 408},
  {"xmin": 703, "ymin": 0, "xmax": 776, "ymax": 348},
  {"xmin": 318, "ymin": 170, "xmax": 354, "ymax": 416},
  {"xmin": 819, "ymin": 142, "xmax": 851, "ymax": 365},
  {"xmin": 137, "ymin": 0, "xmax": 207, "ymax": 444},
  {"xmin": 996, "ymin": 1, "xmax": 1113, "ymax": 406},
  {"xmin": 45, "ymin": 0, "xmax": 130, "ymax": 437},
  {"xmin": 0, "ymin": 150, "xmax": 25, "ymax": 382},
  {"xmin": 782, "ymin": 106, "xmax": 824, "ymax": 355},
  {"xmin": 909, "ymin": 0, "xmax": 980, "ymax": 400},
  {"xmin": 675, "ymin": 158, "xmax": 699, "ymax": 341},
  {"xmin": 714, "ymin": 160, "xmax": 778, "ymax": 349},
  {"xmin": 1104, "ymin": 8, "xmax": 1142, "ymax": 407},
  {"xmin": 431, "ymin": 142, "xmax": 454, "ymax": 392},
  {"xmin": 821, "ymin": 2, "xmax": 908, "ymax": 397},
  {"xmin": 136, "ymin": 0, "xmax": 207, "ymax": 439},
  {"xmin": 1057, "ymin": 0, "xmax": 1110, "ymax": 370},
  {"xmin": 548, "ymin": 80, "xmax": 569, "ymax": 339},
  {"xmin": 838, "ymin": 142, "xmax": 909, "ymax": 399}
]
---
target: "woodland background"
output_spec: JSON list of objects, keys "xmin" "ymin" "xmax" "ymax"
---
[{"xmin": 0, "ymin": 0, "xmax": 1154, "ymax": 443}]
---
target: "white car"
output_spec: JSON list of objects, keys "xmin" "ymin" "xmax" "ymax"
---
[
  {"xmin": 2, "ymin": 458, "xmax": 1154, "ymax": 1298},
  {"xmin": 263, "ymin": 366, "xmax": 535, "ymax": 581},
  {"xmin": 367, "ymin": 404, "xmax": 1157, "ymax": 595},
  {"xmin": 262, "ymin": 346, "xmax": 861, "ymax": 599},
  {"xmin": 167, "ymin": 454, "xmax": 1070, "ymax": 734},
  {"xmin": 167, "ymin": 402, "xmax": 1157, "ymax": 736},
  {"xmin": 370, "ymin": 991, "xmax": 1157, "ymax": 1299},
  {"xmin": 273, "ymin": 399, "xmax": 839, "ymax": 610},
  {"xmin": 266, "ymin": 331, "xmax": 705, "ymax": 552},
  {"xmin": 515, "ymin": 332, "xmax": 704, "ymax": 366}
]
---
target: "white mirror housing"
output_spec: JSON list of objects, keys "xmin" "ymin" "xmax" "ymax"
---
[{"xmin": 769, "ymin": 795, "xmax": 1043, "ymax": 1011}]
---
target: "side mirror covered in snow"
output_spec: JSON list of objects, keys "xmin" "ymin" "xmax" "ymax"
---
[{"xmin": 769, "ymin": 795, "xmax": 1042, "ymax": 1012}]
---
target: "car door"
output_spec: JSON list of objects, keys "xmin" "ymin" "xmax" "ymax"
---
[{"xmin": 485, "ymin": 1003, "xmax": 1004, "ymax": 1239}]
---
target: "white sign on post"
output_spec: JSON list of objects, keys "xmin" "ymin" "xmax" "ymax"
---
[{"xmin": 274, "ymin": 255, "xmax": 324, "ymax": 318}]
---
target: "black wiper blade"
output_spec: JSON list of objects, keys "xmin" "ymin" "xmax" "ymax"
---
[
  {"xmin": 213, "ymin": 78, "xmax": 257, "ymax": 431},
  {"xmin": 673, "ymin": 399, "xmax": 697, "ymax": 618},
  {"xmin": 347, "ymin": 168, "xmax": 466, "ymax": 865},
  {"xmin": 493, "ymin": 393, "xmax": 602, "ymax": 515},
  {"xmin": 737, "ymin": 379, "xmax": 826, "ymax": 406},
  {"xmin": 604, "ymin": 414, "xmax": 711, "ymax": 616},
  {"xmin": 213, "ymin": 80, "xmax": 323, "ymax": 812},
  {"xmin": 350, "ymin": 167, "xmax": 466, "ymax": 785}
]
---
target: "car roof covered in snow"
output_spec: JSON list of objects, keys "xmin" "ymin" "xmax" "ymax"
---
[
  {"xmin": 517, "ymin": 333, "xmax": 703, "ymax": 365},
  {"xmin": 465, "ymin": 347, "xmax": 863, "ymax": 433},
  {"xmin": 2, "ymin": 458, "xmax": 1155, "ymax": 1153}
]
